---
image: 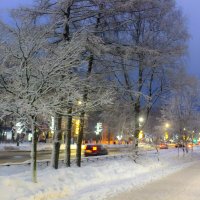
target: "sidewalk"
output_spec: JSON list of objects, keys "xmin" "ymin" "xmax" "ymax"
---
[{"xmin": 106, "ymin": 161, "xmax": 200, "ymax": 200}]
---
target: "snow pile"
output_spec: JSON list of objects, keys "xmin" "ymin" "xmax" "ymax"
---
[
  {"xmin": 0, "ymin": 148, "xmax": 199, "ymax": 200},
  {"xmin": 0, "ymin": 143, "xmax": 53, "ymax": 151}
]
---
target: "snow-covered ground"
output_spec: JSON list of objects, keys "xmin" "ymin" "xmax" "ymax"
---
[
  {"xmin": 0, "ymin": 142, "xmax": 53, "ymax": 151},
  {"xmin": 0, "ymin": 147, "xmax": 199, "ymax": 200}
]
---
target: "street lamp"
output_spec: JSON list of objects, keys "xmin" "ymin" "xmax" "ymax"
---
[
  {"xmin": 139, "ymin": 117, "xmax": 144, "ymax": 123},
  {"xmin": 138, "ymin": 117, "xmax": 144, "ymax": 128},
  {"xmin": 165, "ymin": 123, "xmax": 170, "ymax": 128},
  {"xmin": 77, "ymin": 101, "xmax": 82, "ymax": 105}
]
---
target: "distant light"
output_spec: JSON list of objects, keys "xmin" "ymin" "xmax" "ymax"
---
[
  {"xmin": 139, "ymin": 117, "xmax": 144, "ymax": 123},
  {"xmin": 193, "ymin": 138, "xmax": 197, "ymax": 143},
  {"xmin": 78, "ymin": 101, "xmax": 82, "ymax": 105},
  {"xmin": 28, "ymin": 133, "xmax": 32, "ymax": 141},
  {"xmin": 165, "ymin": 123, "xmax": 170, "ymax": 128},
  {"xmin": 117, "ymin": 135, "xmax": 123, "ymax": 140},
  {"xmin": 75, "ymin": 119, "xmax": 80, "ymax": 135},
  {"xmin": 95, "ymin": 122, "xmax": 102, "ymax": 135},
  {"xmin": 50, "ymin": 116, "xmax": 55, "ymax": 133},
  {"xmin": 15, "ymin": 122, "xmax": 23, "ymax": 134},
  {"xmin": 165, "ymin": 132, "xmax": 169, "ymax": 140},
  {"xmin": 138, "ymin": 131, "xmax": 144, "ymax": 139}
]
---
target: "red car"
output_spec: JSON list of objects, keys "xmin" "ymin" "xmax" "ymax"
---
[
  {"xmin": 84, "ymin": 144, "xmax": 108, "ymax": 157},
  {"xmin": 159, "ymin": 143, "xmax": 168, "ymax": 149}
]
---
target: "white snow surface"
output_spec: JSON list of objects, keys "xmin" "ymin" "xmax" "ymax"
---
[
  {"xmin": 0, "ymin": 147, "xmax": 199, "ymax": 200},
  {"xmin": 0, "ymin": 142, "xmax": 53, "ymax": 151}
]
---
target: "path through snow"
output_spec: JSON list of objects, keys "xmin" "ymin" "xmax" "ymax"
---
[{"xmin": 105, "ymin": 160, "xmax": 200, "ymax": 200}]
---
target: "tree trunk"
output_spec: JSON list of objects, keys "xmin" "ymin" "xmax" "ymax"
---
[
  {"xmin": 31, "ymin": 116, "xmax": 37, "ymax": 183},
  {"xmin": 134, "ymin": 102, "xmax": 140, "ymax": 149},
  {"xmin": 76, "ymin": 54, "xmax": 93, "ymax": 167},
  {"xmin": 64, "ymin": 105, "xmax": 73, "ymax": 167},
  {"xmin": 108, "ymin": 127, "xmax": 111, "ymax": 145},
  {"xmin": 51, "ymin": 113, "xmax": 62, "ymax": 169},
  {"xmin": 134, "ymin": 53, "xmax": 143, "ymax": 149},
  {"xmin": 76, "ymin": 110, "xmax": 85, "ymax": 167}
]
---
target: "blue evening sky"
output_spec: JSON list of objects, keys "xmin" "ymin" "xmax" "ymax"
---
[
  {"xmin": 176, "ymin": 0, "xmax": 200, "ymax": 77},
  {"xmin": 0, "ymin": 0, "xmax": 199, "ymax": 76}
]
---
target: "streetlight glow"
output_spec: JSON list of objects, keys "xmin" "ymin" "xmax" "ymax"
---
[
  {"xmin": 165, "ymin": 123, "xmax": 170, "ymax": 128},
  {"xmin": 139, "ymin": 117, "xmax": 144, "ymax": 123},
  {"xmin": 78, "ymin": 101, "xmax": 82, "ymax": 105}
]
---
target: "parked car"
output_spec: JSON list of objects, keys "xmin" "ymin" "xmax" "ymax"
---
[
  {"xmin": 175, "ymin": 143, "xmax": 185, "ymax": 148},
  {"xmin": 84, "ymin": 144, "xmax": 108, "ymax": 157},
  {"xmin": 159, "ymin": 143, "xmax": 168, "ymax": 149}
]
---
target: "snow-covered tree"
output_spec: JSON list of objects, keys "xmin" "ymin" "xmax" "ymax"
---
[
  {"xmin": 101, "ymin": 0, "xmax": 188, "ymax": 149},
  {"xmin": 0, "ymin": 0, "xmax": 189, "ymax": 171},
  {"xmin": 160, "ymin": 68, "xmax": 200, "ymax": 151},
  {"xmin": 0, "ymin": 13, "xmax": 87, "ymax": 181},
  {"xmin": 22, "ymin": 0, "xmax": 124, "ymax": 167}
]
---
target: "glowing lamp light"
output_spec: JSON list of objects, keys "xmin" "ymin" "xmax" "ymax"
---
[
  {"xmin": 75, "ymin": 119, "xmax": 80, "ymax": 135},
  {"xmin": 78, "ymin": 101, "xmax": 82, "ymax": 105},
  {"xmin": 139, "ymin": 117, "xmax": 144, "ymax": 123},
  {"xmin": 138, "ymin": 131, "xmax": 144, "ymax": 139},
  {"xmin": 95, "ymin": 122, "xmax": 103, "ymax": 135},
  {"xmin": 165, "ymin": 132, "xmax": 169, "ymax": 140},
  {"xmin": 50, "ymin": 116, "xmax": 55, "ymax": 133},
  {"xmin": 117, "ymin": 135, "xmax": 123, "ymax": 140},
  {"xmin": 193, "ymin": 138, "xmax": 197, "ymax": 143},
  {"xmin": 16, "ymin": 122, "xmax": 23, "ymax": 134},
  {"xmin": 165, "ymin": 123, "xmax": 170, "ymax": 128}
]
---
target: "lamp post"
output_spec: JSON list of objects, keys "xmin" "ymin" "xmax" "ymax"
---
[{"xmin": 192, "ymin": 130, "xmax": 195, "ymax": 151}]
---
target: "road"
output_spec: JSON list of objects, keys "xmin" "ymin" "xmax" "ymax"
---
[
  {"xmin": 106, "ymin": 161, "xmax": 200, "ymax": 200},
  {"xmin": 0, "ymin": 147, "xmax": 130, "ymax": 164},
  {"xmin": 0, "ymin": 150, "xmax": 55, "ymax": 164}
]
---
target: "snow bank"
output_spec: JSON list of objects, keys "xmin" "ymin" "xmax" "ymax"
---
[
  {"xmin": 0, "ymin": 148, "xmax": 199, "ymax": 200},
  {"xmin": 0, "ymin": 143, "xmax": 52, "ymax": 151},
  {"xmin": 0, "ymin": 143, "xmax": 133, "ymax": 152}
]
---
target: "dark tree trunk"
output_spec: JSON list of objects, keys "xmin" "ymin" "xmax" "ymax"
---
[
  {"xmin": 76, "ymin": 55, "xmax": 93, "ymax": 167},
  {"xmin": 51, "ymin": 113, "xmax": 62, "ymax": 169},
  {"xmin": 31, "ymin": 115, "xmax": 38, "ymax": 183},
  {"xmin": 134, "ymin": 102, "xmax": 140, "ymax": 149},
  {"xmin": 65, "ymin": 105, "xmax": 73, "ymax": 167},
  {"xmin": 76, "ymin": 3, "xmax": 103, "ymax": 166},
  {"xmin": 134, "ymin": 55, "xmax": 143, "ymax": 149},
  {"xmin": 76, "ymin": 110, "xmax": 85, "ymax": 167},
  {"xmin": 108, "ymin": 127, "xmax": 111, "ymax": 145},
  {"xmin": 62, "ymin": 3, "xmax": 73, "ymax": 167}
]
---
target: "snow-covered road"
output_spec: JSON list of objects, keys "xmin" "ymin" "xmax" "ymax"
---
[{"xmin": 106, "ymin": 160, "xmax": 200, "ymax": 200}]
